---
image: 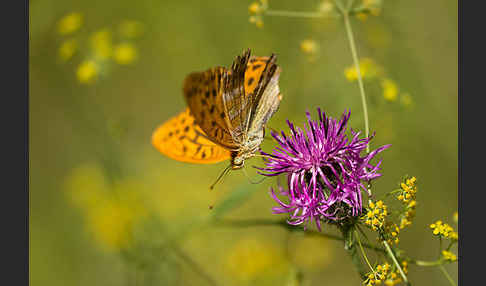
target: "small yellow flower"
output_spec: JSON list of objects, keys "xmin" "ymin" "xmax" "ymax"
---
[
  {"xmin": 344, "ymin": 58, "xmax": 381, "ymax": 82},
  {"xmin": 319, "ymin": 1, "xmax": 334, "ymax": 15},
  {"xmin": 114, "ymin": 43, "xmax": 138, "ymax": 65},
  {"xmin": 364, "ymin": 263, "xmax": 390, "ymax": 285},
  {"xmin": 453, "ymin": 211, "xmax": 458, "ymax": 223},
  {"xmin": 442, "ymin": 250, "xmax": 457, "ymax": 262},
  {"xmin": 363, "ymin": 0, "xmax": 382, "ymax": 16},
  {"xmin": 58, "ymin": 38, "xmax": 77, "ymax": 61},
  {"xmin": 363, "ymin": 200, "xmax": 387, "ymax": 231},
  {"xmin": 58, "ymin": 12, "xmax": 83, "ymax": 35},
  {"xmin": 381, "ymin": 79, "xmax": 398, "ymax": 102},
  {"xmin": 77, "ymin": 60, "xmax": 99, "ymax": 84},
  {"xmin": 356, "ymin": 13, "xmax": 369, "ymax": 22},
  {"xmin": 300, "ymin": 39, "xmax": 319, "ymax": 55},
  {"xmin": 248, "ymin": 2, "xmax": 261, "ymax": 14}
]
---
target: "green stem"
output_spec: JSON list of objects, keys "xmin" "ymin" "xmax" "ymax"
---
[
  {"xmin": 439, "ymin": 265, "xmax": 457, "ymax": 286},
  {"xmin": 265, "ymin": 10, "xmax": 325, "ymax": 19},
  {"xmin": 383, "ymin": 240, "xmax": 410, "ymax": 285},
  {"xmin": 410, "ymin": 259, "xmax": 443, "ymax": 267},
  {"xmin": 355, "ymin": 230, "xmax": 374, "ymax": 271},
  {"xmin": 342, "ymin": 8, "xmax": 370, "ymax": 153}
]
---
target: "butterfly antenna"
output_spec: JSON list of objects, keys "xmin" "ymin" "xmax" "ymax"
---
[
  {"xmin": 210, "ymin": 164, "xmax": 232, "ymax": 190},
  {"xmin": 242, "ymin": 167, "xmax": 267, "ymax": 185}
]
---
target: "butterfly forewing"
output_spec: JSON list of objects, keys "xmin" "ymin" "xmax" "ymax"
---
[
  {"xmin": 151, "ymin": 108, "xmax": 231, "ymax": 163},
  {"xmin": 183, "ymin": 67, "xmax": 237, "ymax": 149},
  {"xmin": 247, "ymin": 55, "xmax": 282, "ymax": 135}
]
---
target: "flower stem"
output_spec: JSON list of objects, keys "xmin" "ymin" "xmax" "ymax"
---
[
  {"xmin": 355, "ymin": 230, "xmax": 374, "ymax": 271},
  {"xmin": 410, "ymin": 259, "xmax": 443, "ymax": 267},
  {"xmin": 265, "ymin": 10, "xmax": 325, "ymax": 19},
  {"xmin": 439, "ymin": 265, "xmax": 457, "ymax": 286},
  {"xmin": 383, "ymin": 240, "xmax": 410, "ymax": 285},
  {"xmin": 342, "ymin": 7, "xmax": 370, "ymax": 153}
]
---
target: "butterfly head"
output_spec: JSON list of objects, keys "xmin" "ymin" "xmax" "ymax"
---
[{"xmin": 231, "ymin": 153, "xmax": 245, "ymax": 170}]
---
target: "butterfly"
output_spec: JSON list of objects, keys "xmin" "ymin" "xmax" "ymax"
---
[{"xmin": 152, "ymin": 49, "xmax": 282, "ymax": 176}]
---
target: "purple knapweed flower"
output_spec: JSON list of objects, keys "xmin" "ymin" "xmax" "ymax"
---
[{"xmin": 258, "ymin": 109, "xmax": 390, "ymax": 230}]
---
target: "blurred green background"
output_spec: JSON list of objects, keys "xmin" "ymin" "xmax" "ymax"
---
[{"xmin": 30, "ymin": 0, "xmax": 457, "ymax": 285}]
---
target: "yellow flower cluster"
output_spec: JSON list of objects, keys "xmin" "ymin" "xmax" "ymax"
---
[
  {"xmin": 56, "ymin": 12, "xmax": 143, "ymax": 84},
  {"xmin": 344, "ymin": 58, "xmax": 382, "ymax": 82},
  {"xmin": 397, "ymin": 177, "xmax": 417, "ymax": 229},
  {"xmin": 429, "ymin": 220, "xmax": 458, "ymax": 241},
  {"xmin": 442, "ymin": 250, "xmax": 457, "ymax": 262},
  {"xmin": 384, "ymin": 223, "xmax": 400, "ymax": 245},
  {"xmin": 355, "ymin": 0, "xmax": 383, "ymax": 21},
  {"xmin": 248, "ymin": 0, "xmax": 267, "ymax": 28},
  {"xmin": 58, "ymin": 12, "xmax": 83, "ymax": 35},
  {"xmin": 397, "ymin": 177, "xmax": 417, "ymax": 202},
  {"xmin": 364, "ymin": 263, "xmax": 390, "ymax": 286},
  {"xmin": 384, "ymin": 271, "xmax": 402, "ymax": 286},
  {"xmin": 344, "ymin": 58, "xmax": 413, "ymax": 106},
  {"xmin": 364, "ymin": 200, "xmax": 388, "ymax": 231}
]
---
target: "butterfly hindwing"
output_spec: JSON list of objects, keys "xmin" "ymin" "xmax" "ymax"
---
[{"xmin": 151, "ymin": 108, "xmax": 231, "ymax": 164}]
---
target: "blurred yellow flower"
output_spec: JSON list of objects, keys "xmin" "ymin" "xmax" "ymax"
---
[
  {"xmin": 226, "ymin": 238, "xmax": 285, "ymax": 281},
  {"xmin": 77, "ymin": 60, "xmax": 99, "ymax": 84},
  {"xmin": 58, "ymin": 38, "xmax": 77, "ymax": 61},
  {"xmin": 248, "ymin": 2, "xmax": 262, "ymax": 14},
  {"xmin": 118, "ymin": 20, "xmax": 144, "ymax": 39},
  {"xmin": 356, "ymin": 13, "xmax": 369, "ymax": 22},
  {"xmin": 91, "ymin": 29, "xmax": 113, "ymax": 59},
  {"xmin": 58, "ymin": 12, "xmax": 83, "ymax": 35},
  {"xmin": 64, "ymin": 164, "xmax": 109, "ymax": 210},
  {"xmin": 114, "ymin": 43, "xmax": 138, "ymax": 65},
  {"xmin": 344, "ymin": 58, "xmax": 381, "ymax": 81},
  {"xmin": 453, "ymin": 211, "xmax": 458, "ymax": 223},
  {"xmin": 300, "ymin": 39, "xmax": 319, "ymax": 55},
  {"xmin": 249, "ymin": 15, "xmax": 264, "ymax": 28},
  {"xmin": 319, "ymin": 1, "xmax": 334, "ymax": 15},
  {"xmin": 363, "ymin": 0, "xmax": 382, "ymax": 16},
  {"xmin": 65, "ymin": 164, "xmax": 148, "ymax": 251},
  {"xmin": 381, "ymin": 78, "xmax": 399, "ymax": 102}
]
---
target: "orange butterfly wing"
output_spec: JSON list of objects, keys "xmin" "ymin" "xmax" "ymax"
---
[
  {"xmin": 152, "ymin": 54, "xmax": 273, "ymax": 164},
  {"xmin": 151, "ymin": 108, "xmax": 231, "ymax": 164}
]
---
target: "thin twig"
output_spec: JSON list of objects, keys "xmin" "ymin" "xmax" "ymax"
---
[
  {"xmin": 265, "ymin": 10, "xmax": 325, "ymax": 19},
  {"xmin": 383, "ymin": 240, "xmax": 410, "ymax": 285},
  {"xmin": 439, "ymin": 265, "xmax": 457, "ymax": 286},
  {"xmin": 355, "ymin": 230, "xmax": 374, "ymax": 271},
  {"xmin": 342, "ymin": 8, "xmax": 370, "ymax": 153}
]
